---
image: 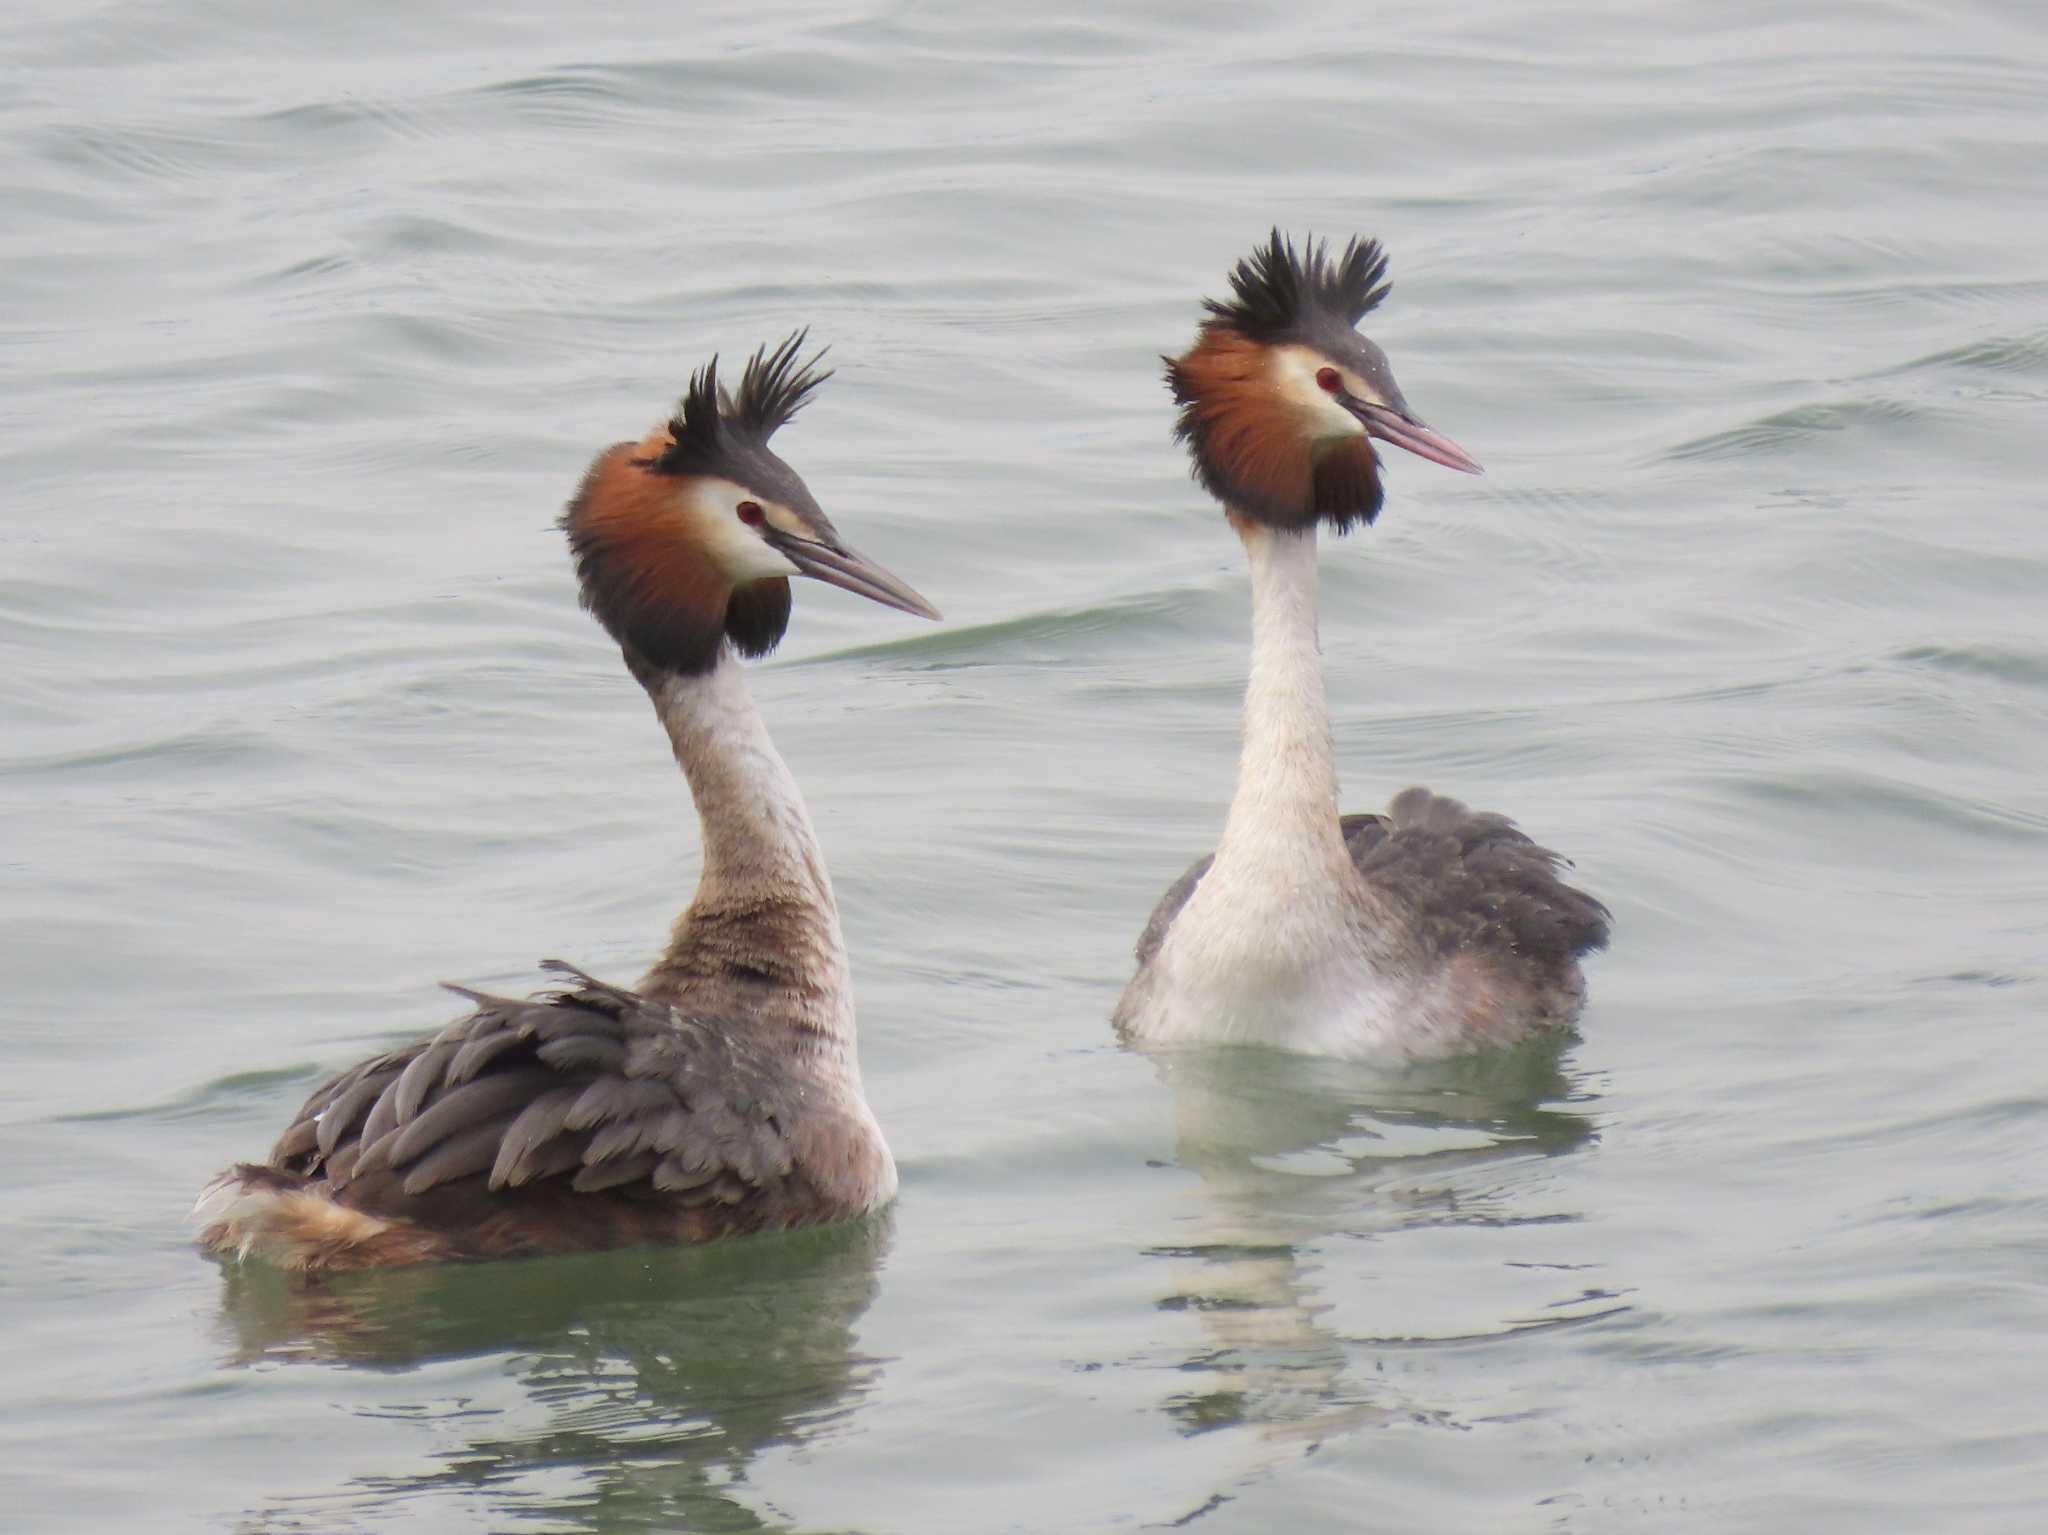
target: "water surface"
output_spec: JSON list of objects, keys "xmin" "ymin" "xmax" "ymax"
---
[{"xmin": 4, "ymin": 1, "xmax": 2046, "ymax": 1529}]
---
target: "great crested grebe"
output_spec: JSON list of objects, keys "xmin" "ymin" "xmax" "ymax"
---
[
  {"xmin": 1114, "ymin": 232, "xmax": 1609, "ymax": 1062},
  {"xmin": 198, "ymin": 334, "xmax": 938, "ymax": 1270}
]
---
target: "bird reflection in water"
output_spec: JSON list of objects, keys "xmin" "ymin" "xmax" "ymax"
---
[
  {"xmin": 211, "ymin": 1213, "xmax": 891, "ymax": 1532},
  {"xmin": 1137, "ymin": 1039, "xmax": 1611, "ymax": 1468}
]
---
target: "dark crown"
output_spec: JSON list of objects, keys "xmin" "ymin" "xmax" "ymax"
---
[
  {"xmin": 1202, "ymin": 228, "xmax": 1390, "ymax": 343},
  {"xmin": 654, "ymin": 330, "xmax": 832, "ymax": 476}
]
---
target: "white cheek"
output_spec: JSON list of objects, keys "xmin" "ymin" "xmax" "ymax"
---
[
  {"xmin": 681, "ymin": 479, "xmax": 801, "ymax": 582},
  {"xmin": 1269, "ymin": 347, "xmax": 1366, "ymax": 439}
]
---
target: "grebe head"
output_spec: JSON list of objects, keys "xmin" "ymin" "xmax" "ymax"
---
[
  {"xmin": 1165, "ymin": 229, "xmax": 1483, "ymax": 534},
  {"xmin": 563, "ymin": 331, "xmax": 938, "ymax": 675}
]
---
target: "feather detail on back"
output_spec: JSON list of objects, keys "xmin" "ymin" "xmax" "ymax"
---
[
  {"xmin": 196, "ymin": 963, "xmax": 892, "ymax": 1271},
  {"xmin": 1132, "ymin": 790, "xmax": 1607, "ymax": 972},
  {"xmin": 1343, "ymin": 790, "xmax": 1610, "ymax": 967}
]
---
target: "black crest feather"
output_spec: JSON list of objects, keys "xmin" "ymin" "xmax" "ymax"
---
[
  {"xmin": 732, "ymin": 329, "xmax": 831, "ymax": 437},
  {"xmin": 655, "ymin": 330, "xmax": 832, "ymax": 476},
  {"xmin": 1203, "ymin": 228, "xmax": 1390, "ymax": 342}
]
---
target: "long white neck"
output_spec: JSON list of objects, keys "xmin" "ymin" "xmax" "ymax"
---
[
  {"xmin": 635, "ymin": 648, "xmax": 853, "ymax": 1046},
  {"xmin": 1116, "ymin": 518, "xmax": 1377, "ymax": 1051},
  {"xmin": 1212, "ymin": 523, "xmax": 1350, "ymax": 883}
]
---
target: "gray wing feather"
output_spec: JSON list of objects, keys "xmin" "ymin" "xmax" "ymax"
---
[
  {"xmin": 572, "ymin": 1153, "xmax": 660, "ymax": 1193},
  {"xmin": 1346, "ymin": 788, "xmax": 1610, "ymax": 964},
  {"xmin": 488, "ymin": 1086, "xmax": 588, "ymax": 1188},
  {"xmin": 537, "ymin": 1034, "xmax": 627, "ymax": 1074},
  {"xmin": 393, "ymin": 1038, "xmax": 461, "ymax": 1123},
  {"xmin": 399, "ymin": 1121, "xmax": 508, "ymax": 1197},
  {"xmin": 353, "ymin": 1073, "xmax": 407, "ymax": 1156},
  {"xmin": 447, "ymin": 1027, "xmax": 527, "ymax": 1086},
  {"xmin": 316, "ymin": 1071, "xmax": 391, "ymax": 1157},
  {"xmin": 268, "ymin": 964, "xmax": 803, "ymax": 1214},
  {"xmin": 381, "ymin": 1068, "xmax": 558, "ymax": 1168},
  {"xmin": 1132, "ymin": 851, "xmax": 1215, "ymax": 967}
]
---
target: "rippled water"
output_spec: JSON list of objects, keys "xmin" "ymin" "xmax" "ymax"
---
[{"xmin": 5, "ymin": 1, "xmax": 2045, "ymax": 1529}]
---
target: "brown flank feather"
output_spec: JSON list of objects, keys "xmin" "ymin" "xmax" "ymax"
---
[{"xmin": 198, "ymin": 1164, "xmax": 783, "ymax": 1270}]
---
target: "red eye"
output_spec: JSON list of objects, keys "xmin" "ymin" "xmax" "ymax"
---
[
  {"xmin": 736, "ymin": 500, "xmax": 765, "ymax": 526},
  {"xmin": 1316, "ymin": 367, "xmax": 1343, "ymax": 393}
]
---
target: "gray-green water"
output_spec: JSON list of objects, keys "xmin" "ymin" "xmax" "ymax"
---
[{"xmin": 5, "ymin": 2, "xmax": 2046, "ymax": 1529}]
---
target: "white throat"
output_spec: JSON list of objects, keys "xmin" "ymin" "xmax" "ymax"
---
[
  {"xmin": 1212, "ymin": 524, "xmax": 1350, "ymax": 883},
  {"xmin": 1120, "ymin": 521, "xmax": 1396, "ymax": 1054}
]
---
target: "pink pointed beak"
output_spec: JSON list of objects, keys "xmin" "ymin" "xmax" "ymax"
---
[{"xmin": 1351, "ymin": 401, "xmax": 1485, "ymax": 475}]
